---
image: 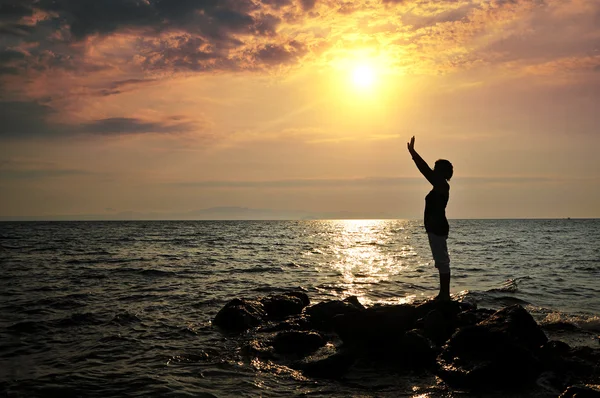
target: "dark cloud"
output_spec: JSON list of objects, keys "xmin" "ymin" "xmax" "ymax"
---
[
  {"xmin": 256, "ymin": 44, "xmax": 298, "ymax": 65},
  {"xmin": 255, "ymin": 41, "xmax": 306, "ymax": 65},
  {"xmin": 80, "ymin": 117, "xmax": 194, "ymax": 135},
  {"xmin": 260, "ymin": 0, "xmax": 294, "ymax": 10},
  {"xmin": 97, "ymin": 78, "xmax": 156, "ymax": 96},
  {"xmin": 0, "ymin": 49, "xmax": 25, "ymax": 63},
  {"xmin": 0, "ymin": 23, "xmax": 35, "ymax": 37},
  {"xmin": 0, "ymin": 49, "xmax": 26, "ymax": 75},
  {"xmin": 0, "ymin": 2, "xmax": 34, "ymax": 19},
  {"xmin": 299, "ymin": 0, "xmax": 317, "ymax": 11},
  {"xmin": 0, "ymin": 101, "xmax": 195, "ymax": 138},
  {"xmin": 0, "ymin": 100, "xmax": 62, "ymax": 138}
]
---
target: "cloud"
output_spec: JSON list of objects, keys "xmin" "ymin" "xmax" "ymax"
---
[
  {"xmin": 97, "ymin": 78, "xmax": 157, "ymax": 96},
  {"xmin": 0, "ymin": 101, "xmax": 199, "ymax": 138},
  {"xmin": 0, "ymin": 158, "xmax": 92, "ymax": 180},
  {"xmin": 80, "ymin": 117, "xmax": 195, "ymax": 135},
  {"xmin": 0, "ymin": 0, "xmax": 599, "ymax": 144},
  {"xmin": 0, "ymin": 100, "xmax": 62, "ymax": 138}
]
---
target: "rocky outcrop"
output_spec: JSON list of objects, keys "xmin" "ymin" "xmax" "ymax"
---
[
  {"xmin": 213, "ymin": 292, "xmax": 600, "ymax": 393},
  {"xmin": 213, "ymin": 292, "xmax": 310, "ymax": 332}
]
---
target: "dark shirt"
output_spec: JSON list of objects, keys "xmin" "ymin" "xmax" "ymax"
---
[{"xmin": 424, "ymin": 188, "xmax": 449, "ymax": 236}]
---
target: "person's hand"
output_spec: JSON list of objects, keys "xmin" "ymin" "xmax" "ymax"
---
[{"xmin": 407, "ymin": 136, "xmax": 415, "ymax": 153}]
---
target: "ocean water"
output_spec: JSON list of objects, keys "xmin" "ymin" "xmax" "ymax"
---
[{"xmin": 1, "ymin": 219, "xmax": 599, "ymax": 397}]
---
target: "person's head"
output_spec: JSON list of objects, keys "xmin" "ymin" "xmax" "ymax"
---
[{"xmin": 434, "ymin": 159, "xmax": 453, "ymax": 181}]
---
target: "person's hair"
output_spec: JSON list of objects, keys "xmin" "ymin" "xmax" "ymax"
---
[{"xmin": 435, "ymin": 159, "xmax": 453, "ymax": 181}]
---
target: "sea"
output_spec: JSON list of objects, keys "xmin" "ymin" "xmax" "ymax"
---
[{"xmin": 1, "ymin": 219, "xmax": 599, "ymax": 397}]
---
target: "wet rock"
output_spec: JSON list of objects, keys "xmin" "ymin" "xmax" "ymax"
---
[
  {"xmin": 258, "ymin": 314, "xmax": 312, "ymax": 333},
  {"xmin": 540, "ymin": 340, "xmax": 572, "ymax": 357},
  {"xmin": 260, "ymin": 293, "xmax": 308, "ymax": 319},
  {"xmin": 300, "ymin": 351, "xmax": 356, "ymax": 379},
  {"xmin": 414, "ymin": 298, "xmax": 475, "ymax": 320},
  {"xmin": 435, "ymin": 304, "xmax": 548, "ymax": 389},
  {"xmin": 305, "ymin": 296, "xmax": 365, "ymax": 331},
  {"xmin": 272, "ymin": 331, "xmax": 326, "ymax": 356},
  {"xmin": 241, "ymin": 340, "xmax": 275, "ymax": 360},
  {"xmin": 333, "ymin": 304, "xmax": 417, "ymax": 348},
  {"xmin": 419, "ymin": 309, "xmax": 457, "ymax": 346},
  {"xmin": 559, "ymin": 385, "xmax": 600, "ymax": 398},
  {"xmin": 213, "ymin": 298, "xmax": 266, "ymax": 332},
  {"xmin": 456, "ymin": 308, "xmax": 496, "ymax": 328},
  {"xmin": 444, "ymin": 304, "xmax": 548, "ymax": 358},
  {"xmin": 395, "ymin": 329, "xmax": 437, "ymax": 368}
]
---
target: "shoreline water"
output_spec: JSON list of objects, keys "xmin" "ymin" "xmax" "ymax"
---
[{"xmin": 1, "ymin": 219, "xmax": 599, "ymax": 397}]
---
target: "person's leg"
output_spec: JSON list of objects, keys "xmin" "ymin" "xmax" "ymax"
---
[
  {"xmin": 428, "ymin": 233, "xmax": 451, "ymax": 300},
  {"xmin": 438, "ymin": 271, "xmax": 451, "ymax": 300}
]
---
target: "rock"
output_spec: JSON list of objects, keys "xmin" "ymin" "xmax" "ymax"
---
[
  {"xmin": 443, "ymin": 305, "xmax": 548, "ymax": 359},
  {"xmin": 213, "ymin": 298, "xmax": 266, "ymax": 332},
  {"xmin": 258, "ymin": 314, "xmax": 312, "ymax": 333},
  {"xmin": 260, "ymin": 293, "xmax": 308, "ymax": 319},
  {"xmin": 559, "ymin": 385, "xmax": 600, "ymax": 398},
  {"xmin": 414, "ymin": 298, "xmax": 475, "ymax": 320},
  {"xmin": 333, "ymin": 304, "xmax": 417, "ymax": 349},
  {"xmin": 285, "ymin": 291, "xmax": 310, "ymax": 307},
  {"xmin": 304, "ymin": 296, "xmax": 365, "ymax": 331},
  {"xmin": 456, "ymin": 308, "xmax": 496, "ymax": 328},
  {"xmin": 396, "ymin": 329, "xmax": 437, "ymax": 368},
  {"xmin": 435, "ymin": 304, "xmax": 548, "ymax": 389},
  {"xmin": 300, "ymin": 351, "xmax": 356, "ymax": 379},
  {"xmin": 419, "ymin": 309, "xmax": 457, "ymax": 346},
  {"xmin": 436, "ymin": 341, "xmax": 542, "ymax": 389},
  {"xmin": 240, "ymin": 340, "xmax": 275, "ymax": 360},
  {"xmin": 540, "ymin": 340, "xmax": 572, "ymax": 357},
  {"xmin": 213, "ymin": 291, "xmax": 311, "ymax": 333},
  {"xmin": 272, "ymin": 331, "xmax": 326, "ymax": 356}
]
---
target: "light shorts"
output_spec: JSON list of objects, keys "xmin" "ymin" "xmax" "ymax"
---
[{"xmin": 427, "ymin": 232, "xmax": 450, "ymax": 274}]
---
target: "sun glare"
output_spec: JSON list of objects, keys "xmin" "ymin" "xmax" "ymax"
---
[{"xmin": 352, "ymin": 65, "xmax": 376, "ymax": 89}]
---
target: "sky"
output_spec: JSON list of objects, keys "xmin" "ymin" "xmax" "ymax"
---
[{"xmin": 0, "ymin": 0, "xmax": 599, "ymax": 219}]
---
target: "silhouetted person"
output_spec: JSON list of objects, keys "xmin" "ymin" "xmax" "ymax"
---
[{"xmin": 407, "ymin": 136, "xmax": 453, "ymax": 301}]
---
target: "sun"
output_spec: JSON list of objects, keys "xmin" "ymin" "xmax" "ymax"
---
[{"xmin": 352, "ymin": 65, "xmax": 376, "ymax": 89}]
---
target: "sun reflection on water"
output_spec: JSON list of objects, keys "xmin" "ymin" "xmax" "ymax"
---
[{"xmin": 320, "ymin": 219, "xmax": 419, "ymax": 305}]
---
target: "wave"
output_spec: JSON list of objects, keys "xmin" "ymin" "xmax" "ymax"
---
[
  {"xmin": 542, "ymin": 312, "xmax": 600, "ymax": 333},
  {"xmin": 139, "ymin": 269, "xmax": 178, "ymax": 277},
  {"xmin": 7, "ymin": 320, "xmax": 49, "ymax": 334},
  {"xmin": 237, "ymin": 266, "xmax": 285, "ymax": 274}
]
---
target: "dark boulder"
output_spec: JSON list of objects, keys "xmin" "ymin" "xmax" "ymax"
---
[
  {"xmin": 333, "ymin": 304, "xmax": 418, "ymax": 349},
  {"xmin": 456, "ymin": 308, "xmax": 496, "ymax": 328},
  {"xmin": 272, "ymin": 331, "xmax": 326, "ymax": 356},
  {"xmin": 304, "ymin": 296, "xmax": 365, "ymax": 331},
  {"xmin": 213, "ymin": 298, "xmax": 266, "ymax": 332},
  {"xmin": 442, "ymin": 304, "xmax": 548, "ymax": 360},
  {"xmin": 435, "ymin": 304, "xmax": 547, "ymax": 389},
  {"xmin": 395, "ymin": 329, "xmax": 437, "ymax": 368},
  {"xmin": 260, "ymin": 293, "xmax": 308, "ymax": 319}
]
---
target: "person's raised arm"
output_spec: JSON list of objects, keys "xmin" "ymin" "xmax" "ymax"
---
[{"xmin": 407, "ymin": 136, "xmax": 440, "ymax": 187}]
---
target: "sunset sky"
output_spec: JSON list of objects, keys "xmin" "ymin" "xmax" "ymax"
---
[{"xmin": 1, "ymin": 0, "xmax": 599, "ymax": 219}]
